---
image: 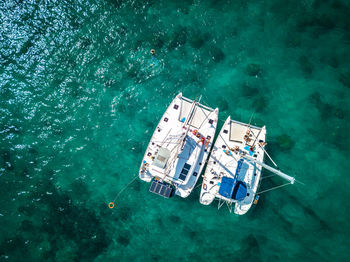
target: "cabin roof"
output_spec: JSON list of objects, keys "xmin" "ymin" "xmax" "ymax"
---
[{"xmin": 153, "ymin": 147, "xmax": 171, "ymax": 169}]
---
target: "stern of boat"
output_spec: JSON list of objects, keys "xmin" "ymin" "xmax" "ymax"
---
[
  {"xmin": 139, "ymin": 171, "xmax": 152, "ymax": 182},
  {"xmin": 175, "ymin": 187, "xmax": 191, "ymax": 198},
  {"xmin": 199, "ymin": 191, "xmax": 215, "ymax": 205}
]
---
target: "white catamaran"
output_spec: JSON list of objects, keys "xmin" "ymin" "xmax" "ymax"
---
[
  {"xmin": 139, "ymin": 93, "xmax": 219, "ymax": 198},
  {"xmin": 199, "ymin": 116, "xmax": 295, "ymax": 215}
]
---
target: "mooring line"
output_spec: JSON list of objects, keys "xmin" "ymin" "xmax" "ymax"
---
[
  {"xmin": 109, "ymin": 173, "xmax": 140, "ymax": 208},
  {"xmin": 261, "ymin": 174, "xmax": 275, "ymax": 180},
  {"xmin": 194, "ymin": 183, "xmax": 203, "ymax": 190}
]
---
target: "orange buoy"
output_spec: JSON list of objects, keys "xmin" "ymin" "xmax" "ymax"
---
[
  {"xmin": 108, "ymin": 202, "xmax": 115, "ymax": 209},
  {"xmin": 253, "ymin": 195, "xmax": 260, "ymax": 205}
]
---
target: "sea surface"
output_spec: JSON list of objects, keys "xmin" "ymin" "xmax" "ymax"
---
[{"xmin": 1, "ymin": 0, "xmax": 350, "ymax": 261}]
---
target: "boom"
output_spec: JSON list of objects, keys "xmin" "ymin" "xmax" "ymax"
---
[{"xmin": 242, "ymin": 154, "xmax": 295, "ymax": 184}]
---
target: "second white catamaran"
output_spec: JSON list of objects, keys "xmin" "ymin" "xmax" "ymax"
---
[
  {"xmin": 199, "ymin": 116, "xmax": 295, "ymax": 215},
  {"xmin": 139, "ymin": 93, "xmax": 218, "ymax": 198}
]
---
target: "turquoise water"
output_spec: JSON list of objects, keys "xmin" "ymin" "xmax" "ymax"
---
[{"xmin": 1, "ymin": 0, "xmax": 350, "ymax": 261}]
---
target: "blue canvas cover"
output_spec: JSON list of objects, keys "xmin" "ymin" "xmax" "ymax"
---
[
  {"xmin": 219, "ymin": 177, "xmax": 247, "ymax": 200},
  {"xmin": 244, "ymin": 146, "xmax": 254, "ymax": 156},
  {"xmin": 218, "ymin": 177, "xmax": 235, "ymax": 198},
  {"xmin": 232, "ymin": 181, "xmax": 247, "ymax": 200}
]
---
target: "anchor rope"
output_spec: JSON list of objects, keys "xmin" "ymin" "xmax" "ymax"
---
[
  {"xmin": 194, "ymin": 183, "xmax": 202, "ymax": 190},
  {"xmin": 112, "ymin": 173, "xmax": 140, "ymax": 203}
]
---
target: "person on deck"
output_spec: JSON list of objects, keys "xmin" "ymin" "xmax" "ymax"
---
[
  {"xmin": 244, "ymin": 129, "xmax": 252, "ymax": 142},
  {"xmin": 259, "ymin": 140, "xmax": 267, "ymax": 147}
]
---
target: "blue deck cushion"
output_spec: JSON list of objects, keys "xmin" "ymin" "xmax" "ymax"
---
[
  {"xmin": 218, "ymin": 177, "xmax": 236, "ymax": 198},
  {"xmin": 244, "ymin": 146, "xmax": 254, "ymax": 156},
  {"xmin": 232, "ymin": 181, "xmax": 247, "ymax": 201}
]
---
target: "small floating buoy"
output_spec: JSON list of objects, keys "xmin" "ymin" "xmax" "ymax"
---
[
  {"xmin": 108, "ymin": 202, "xmax": 115, "ymax": 209},
  {"xmin": 253, "ymin": 195, "xmax": 260, "ymax": 205},
  {"xmin": 150, "ymin": 49, "xmax": 155, "ymax": 55}
]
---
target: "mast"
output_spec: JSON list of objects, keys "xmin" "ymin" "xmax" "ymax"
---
[{"xmin": 242, "ymin": 154, "xmax": 295, "ymax": 184}]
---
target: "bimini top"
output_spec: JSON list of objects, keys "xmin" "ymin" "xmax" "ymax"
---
[
  {"xmin": 219, "ymin": 177, "xmax": 247, "ymax": 201},
  {"xmin": 219, "ymin": 177, "xmax": 235, "ymax": 198},
  {"xmin": 232, "ymin": 181, "xmax": 247, "ymax": 201}
]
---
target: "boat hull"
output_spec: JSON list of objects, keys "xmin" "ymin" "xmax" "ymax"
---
[{"xmin": 139, "ymin": 93, "xmax": 219, "ymax": 198}]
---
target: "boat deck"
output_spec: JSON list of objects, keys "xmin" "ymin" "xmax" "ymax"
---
[{"xmin": 200, "ymin": 116, "xmax": 266, "ymax": 214}]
